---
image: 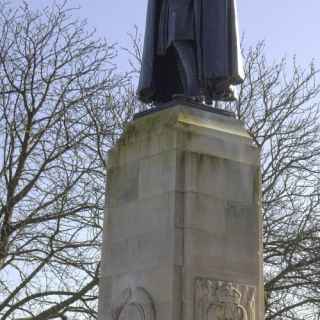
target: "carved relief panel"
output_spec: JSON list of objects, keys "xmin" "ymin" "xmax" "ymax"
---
[
  {"xmin": 112, "ymin": 287, "xmax": 156, "ymax": 320},
  {"xmin": 195, "ymin": 278, "xmax": 256, "ymax": 320}
]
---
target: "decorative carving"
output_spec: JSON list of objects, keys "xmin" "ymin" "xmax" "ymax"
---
[
  {"xmin": 195, "ymin": 278, "xmax": 256, "ymax": 320},
  {"xmin": 112, "ymin": 287, "xmax": 156, "ymax": 320}
]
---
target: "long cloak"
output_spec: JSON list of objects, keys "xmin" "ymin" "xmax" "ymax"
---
[{"xmin": 137, "ymin": 0, "xmax": 244, "ymax": 104}]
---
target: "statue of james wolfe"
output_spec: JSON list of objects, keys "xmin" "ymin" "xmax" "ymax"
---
[{"xmin": 137, "ymin": 0, "xmax": 245, "ymax": 105}]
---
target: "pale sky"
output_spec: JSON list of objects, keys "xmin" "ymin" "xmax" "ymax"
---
[{"xmin": 11, "ymin": 1, "xmax": 320, "ymax": 69}]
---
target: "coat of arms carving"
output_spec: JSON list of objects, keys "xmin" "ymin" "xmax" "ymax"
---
[{"xmin": 195, "ymin": 278, "xmax": 256, "ymax": 320}]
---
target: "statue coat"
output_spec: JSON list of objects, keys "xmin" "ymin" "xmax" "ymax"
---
[{"xmin": 137, "ymin": 0, "xmax": 245, "ymax": 104}]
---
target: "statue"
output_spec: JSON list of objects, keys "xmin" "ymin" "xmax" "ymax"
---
[{"xmin": 137, "ymin": 0, "xmax": 245, "ymax": 105}]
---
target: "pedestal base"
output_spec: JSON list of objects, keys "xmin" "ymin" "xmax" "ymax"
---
[{"xmin": 98, "ymin": 104, "xmax": 264, "ymax": 320}]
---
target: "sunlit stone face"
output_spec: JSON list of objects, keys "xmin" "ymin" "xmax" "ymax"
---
[
  {"xmin": 208, "ymin": 304, "xmax": 244, "ymax": 320},
  {"xmin": 119, "ymin": 304, "xmax": 142, "ymax": 320},
  {"xmin": 208, "ymin": 305, "xmax": 223, "ymax": 320}
]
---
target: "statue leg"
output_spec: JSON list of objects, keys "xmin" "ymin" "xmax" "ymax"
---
[{"xmin": 173, "ymin": 41, "xmax": 200, "ymax": 98}]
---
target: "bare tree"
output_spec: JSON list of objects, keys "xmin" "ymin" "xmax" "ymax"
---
[
  {"xmin": 1, "ymin": 1, "xmax": 320, "ymax": 319},
  {"xmin": 0, "ymin": 1, "xmax": 140, "ymax": 319},
  {"xmin": 230, "ymin": 43, "xmax": 320, "ymax": 320}
]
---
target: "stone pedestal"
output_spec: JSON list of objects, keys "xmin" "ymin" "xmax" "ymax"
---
[{"xmin": 98, "ymin": 104, "xmax": 264, "ymax": 320}]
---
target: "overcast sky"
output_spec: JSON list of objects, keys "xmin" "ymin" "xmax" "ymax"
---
[{"xmin": 11, "ymin": 0, "xmax": 320, "ymax": 69}]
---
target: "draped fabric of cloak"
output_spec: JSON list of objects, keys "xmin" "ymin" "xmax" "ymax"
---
[{"xmin": 137, "ymin": 0, "xmax": 245, "ymax": 104}]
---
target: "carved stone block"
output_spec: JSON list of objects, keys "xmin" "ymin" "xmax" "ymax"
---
[
  {"xmin": 195, "ymin": 278, "xmax": 256, "ymax": 320},
  {"xmin": 98, "ymin": 105, "xmax": 264, "ymax": 320}
]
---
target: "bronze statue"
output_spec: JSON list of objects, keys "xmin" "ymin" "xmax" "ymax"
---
[{"xmin": 137, "ymin": 0, "xmax": 244, "ymax": 105}]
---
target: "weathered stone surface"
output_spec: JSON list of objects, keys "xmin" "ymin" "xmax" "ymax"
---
[
  {"xmin": 195, "ymin": 278, "xmax": 256, "ymax": 320},
  {"xmin": 138, "ymin": 151, "xmax": 178, "ymax": 198},
  {"xmin": 98, "ymin": 104, "xmax": 264, "ymax": 320},
  {"xmin": 182, "ymin": 152, "xmax": 257, "ymax": 203},
  {"xmin": 103, "ymin": 228, "xmax": 183, "ymax": 277},
  {"xmin": 108, "ymin": 193, "xmax": 175, "ymax": 242},
  {"xmin": 99, "ymin": 264, "xmax": 181, "ymax": 320}
]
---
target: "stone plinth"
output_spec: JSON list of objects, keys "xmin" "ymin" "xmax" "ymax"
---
[{"xmin": 98, "ymin": 104, "xmax": 264, "ymax": 320}]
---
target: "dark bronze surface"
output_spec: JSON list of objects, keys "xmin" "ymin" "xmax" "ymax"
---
[{"xmin": 137, "ymin": 0, "xmax": 244, "ymax": 105}]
